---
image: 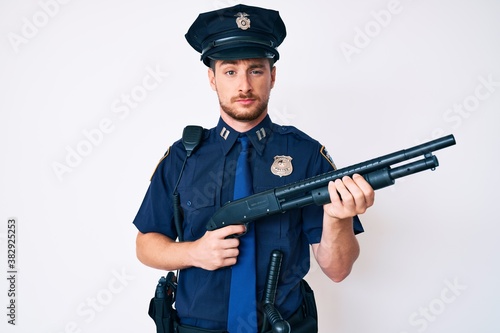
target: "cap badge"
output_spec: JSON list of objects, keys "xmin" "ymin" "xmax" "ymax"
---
[
  {"xmin": 235, "ymin": 12, "xmax": 251, "ymax": 30},
  {"xmin": 271, "ymin": 155, "xmax": 293, "ymax": 177}
]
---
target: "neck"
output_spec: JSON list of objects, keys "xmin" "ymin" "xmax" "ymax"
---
[{"xmin": 220, "ymin": 111, "xmax": 268, "ymax": 133}]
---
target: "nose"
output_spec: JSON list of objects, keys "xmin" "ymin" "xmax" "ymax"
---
[{"xmin": 238, "ymin": 72, "xmax": 252, "ymax": 93}]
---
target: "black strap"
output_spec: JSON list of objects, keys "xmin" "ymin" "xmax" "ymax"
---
[
  {"xmin": 173, "ymin": 125, "xmax": 204, "ymax": 241},
  {"xmin": 150, "ymin": 126, "xmax": 205, "ymax": 333}
]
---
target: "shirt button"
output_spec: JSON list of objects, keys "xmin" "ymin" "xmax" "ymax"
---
[{"xmin": 186, "ymin": 201, "xmax": 192, "ymax": 207}]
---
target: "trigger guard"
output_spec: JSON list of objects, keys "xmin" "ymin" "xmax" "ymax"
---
[{"xmin": 226, "ymin": 223, "xmax": 248, "ymax": 238}]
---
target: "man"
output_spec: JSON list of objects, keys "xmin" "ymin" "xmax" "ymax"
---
[{"xmin": 134, "ymin": 4, "xmax": 374, "ymax": 333}]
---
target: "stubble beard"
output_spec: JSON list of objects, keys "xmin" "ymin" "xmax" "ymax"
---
[{"xmin": 219, "ymin": 93, "xmax": 270, "ymax": 122}]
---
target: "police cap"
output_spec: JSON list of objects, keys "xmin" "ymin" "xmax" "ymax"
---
[{"xmin": 185, "ymin": 4, "xmax": 287, "ymax": 66}]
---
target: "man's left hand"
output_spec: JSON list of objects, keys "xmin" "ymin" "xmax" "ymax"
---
[{"xmin": 323, "ymin": 174, "xmax": 375, "ymax": 220}]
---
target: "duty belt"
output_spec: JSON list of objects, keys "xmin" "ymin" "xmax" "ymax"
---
[{"xmin": 177, "ymin": 305, "xmax": 312, "ymax": 333}]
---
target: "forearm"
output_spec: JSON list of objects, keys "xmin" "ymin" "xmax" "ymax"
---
[
  {"xmin": 136, "ymin": 225, "xmax": 244, "ymax": 271},
  {"xmin": 312, "ymin": 176, "xmax": 373, "ymax": 282},
  {"xmin": 313, "ymin": 215, "xmax": 360, "ymax": 282},
  {"xmin": 136, "ymin": 231, "xmax": 197, "ymax": 271}
]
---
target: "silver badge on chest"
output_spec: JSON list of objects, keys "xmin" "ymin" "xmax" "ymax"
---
[{"xmin": 271, "ymin": 155, "xmax": 293, "ymax": 177}]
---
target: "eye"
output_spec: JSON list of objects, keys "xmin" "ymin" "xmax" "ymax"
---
[
  {"xmin": 225, "ymin": 70, "xmax": 236, "ymax": 76},
  {"xmin": 250, "ymin": 70, "xmax": 264, "ymax": 75}
]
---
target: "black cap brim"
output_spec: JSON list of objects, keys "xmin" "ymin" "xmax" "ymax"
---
[{"xmin": 204, "ymin": 45, "xmax": 279, "ymax": 66}]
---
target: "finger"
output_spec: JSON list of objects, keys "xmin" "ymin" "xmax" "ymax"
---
[
  {"xmin": 223, "ymin": 257, "xmax": 237, "ymax": 267},
  {"xmin": 343, "ymin": 175, "xmax": 366, "ymax": 206},
  {"xmin": 219, "ymin": 224, "xmax": 247, "ymax": 238},
  {"xmin": 222, "ymin": 237, "xmax": 240, "ymax": 251},
  {"xmin": 328, "ymin": 180, "xmax": 342, "ymax": 205},
  {"xmin": 352, "ymin": 174, "xmax": 375, "ymax": 207},
  {"xmin": 335, "ymin": 177, "xmax": 355, "ymax": 207},
  {"xmin": 346, "ymin": 176, "xmax": 375, "ymax": 215},
  {"xmin": 223, "ymin": 247, "xmax": 239, "ymax": 259},
  {"xmin": 342, "ymin": 175, "xmax": 364, "ymax": 196}
]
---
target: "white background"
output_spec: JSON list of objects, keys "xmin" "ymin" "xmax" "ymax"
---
[{"xmin": 1, "ymin": 0, "xmax": 499, "ymax": 332}]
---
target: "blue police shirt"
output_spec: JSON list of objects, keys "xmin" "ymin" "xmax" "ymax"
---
[{"xmin": 133, "ymin": 115, "xmax": 363, "ymax": 329}]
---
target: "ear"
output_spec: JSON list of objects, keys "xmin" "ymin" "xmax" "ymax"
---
[
  {"xmin": 270, "ymin": 66, "xmax": 277, "ymax": 89},
  {"xmin": 208, "ymin": 67, "xmax": 217, "ymax": 91}
]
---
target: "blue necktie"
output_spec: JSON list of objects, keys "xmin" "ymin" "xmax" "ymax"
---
[{"xmin": 227, "ymin": 135, "xmax": 257, "ymax": 332}]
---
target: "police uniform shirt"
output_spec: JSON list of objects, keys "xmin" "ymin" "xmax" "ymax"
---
[{"xmin": 133, "ymin": 115, "xmax": 363, "ymax": 329}]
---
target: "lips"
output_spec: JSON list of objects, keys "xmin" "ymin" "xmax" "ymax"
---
[
  {"xmin": 236, "ymin": 98, "xmax": 255, "ymax": 105},
  {"xmin": 234, "ymin": 94, "xmax": 257, "ymax": 105}
]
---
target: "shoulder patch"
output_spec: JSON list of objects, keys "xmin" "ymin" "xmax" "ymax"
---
[
  {"xmin": 150, "ymin": 147, "xmax": 170, "ymax": 181},
  {"xmin": 320, "ymin": 146, "xmax": 336, "ymax": 170}
]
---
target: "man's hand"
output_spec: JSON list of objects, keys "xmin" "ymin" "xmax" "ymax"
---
[
  {"xmin": 191, "ymin": 224, "xmax": 247, "ymax": 271},
  {"xmin": 313, "ymin": 174, "xmax": 374, "ymax": 282},
  {"xmin": 324, "ymin": 174, "xmax": 375, "ymax": 220}
]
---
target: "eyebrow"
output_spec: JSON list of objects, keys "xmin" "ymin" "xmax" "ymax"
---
[
  {"xmin": 219, "ymin": 60, "xmax": 238, "ymax": 66},
  {"xmin": 218, "ymin": 60, "xmax": 267, "ymax": 69}
]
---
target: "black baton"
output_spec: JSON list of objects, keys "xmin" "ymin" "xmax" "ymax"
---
[{"xmin": 262, "ymin": 250, "xmax": 290, "ymax": 333}]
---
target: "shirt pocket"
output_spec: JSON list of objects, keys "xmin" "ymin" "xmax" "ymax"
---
[
  {"xmin": 253, "ymin": 185, "xmax": 300, "ymax": 247},
  {"xmin": 178, "ymin": 185, "xmax": 217, "ymax": 241}
]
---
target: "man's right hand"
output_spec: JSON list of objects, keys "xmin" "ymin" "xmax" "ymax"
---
[{"xmin": 191, "ymin": 224, "xmax": 247, "ymax": 270}]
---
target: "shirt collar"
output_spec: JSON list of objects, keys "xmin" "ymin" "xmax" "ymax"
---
[{"xmin": 216, "ymin": 115, "xmax": 272, "ymax": 156}]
